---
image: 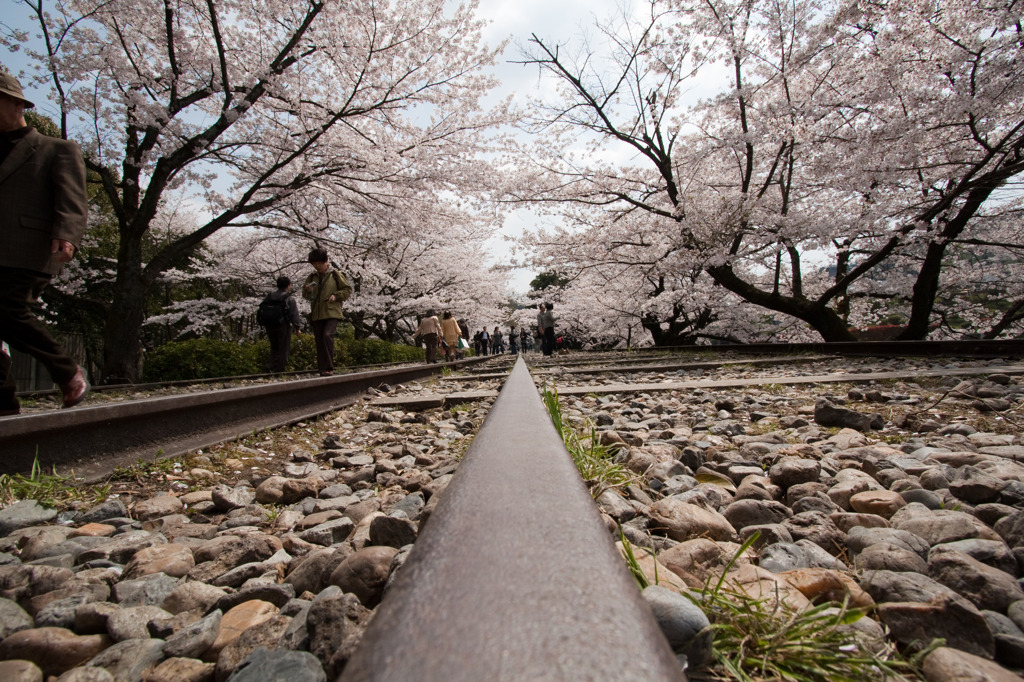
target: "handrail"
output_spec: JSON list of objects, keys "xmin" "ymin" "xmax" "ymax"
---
[{"xmin": 340, "ymin": 356, "xmax": 685, "ymax": 681}]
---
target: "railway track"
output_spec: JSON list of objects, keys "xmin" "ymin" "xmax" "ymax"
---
[
  {"xmin": 2, "ymin": 342, "xmax": 1024, "ymax": 680},
  {"xmin": 0, "ymin": 357, "xmax": 491, "ymax": 481}
]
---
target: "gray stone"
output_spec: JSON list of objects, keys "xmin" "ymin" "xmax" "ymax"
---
[
  {"xmin": 367, "ymin": 515, "xmax": 417, "ymax": 549},
  {"xmin": 297, "ymin": 518, "xmax": 354, "ymax": 547},
  {"xmin": 758, "ymin": 543, "xmax": 809, "ymax": 573},
  {"xmin": 216, "ymin": 583, "xmax": 295, "ymax": 613},
  {"xmin": 214, "ymin": 614, "xmax": 293, "ymax": 682},
  {"xmin": 211, "ymin": 485, "xmax": 256, "ymax": 512},
  {"xmin": 737, "ymin": 524, "xmax": 793, "ymax": 549},
  {"xmin": 0, "ymin": 501, "xmax": 58, "ymax": 538},
  {"xmin": 876, "ymin": 598, "xmax": 994, "ymax": 659},
  {"xmin": 0, "ymin": 596, "xmax": 33, "ymax": 638},
  {"xmin": 106, "ymin": 605, "xmax": 171, "ymax": 641},
  {"xmin": 84, "ymin": 638, "xmax": 165, "ymax": 680},
  {"xmin": 767, "ymin": 458, "xmax": 820, "ymax": 490},
  {"xmin": 112, "ymin": 573, "xmax": 179, "ymax": 607},
  {"xmin": 846, "ymin": 526, "xmax": 930, "ymax": 559},
  {"xmin": 642, "ymin": 585, "xmax": 712, "ymax": 669},
  {"xmin": 306, "ymin": 593, "xmax": 370, "ymax": 679},
  {"xmin": 161, "ymin": 581, "xmax": 228, "ymax": 615},
  {"xmin": 794, "ymin": 539, "xmax": 848, "ymax": 570},
  {"xmin": 0, "ymin": 659, "xmax": 44, "ymax": 682},
  {"xmin": 55, "ymin": 667, "xmax": 117, "ymax": 681},
  {"xmin": 722, "ymin": 499, "xmax": 791, "ymax": 531},
  {"xmin": 781, "ymin": 511, "xmax": 845, "ymax": 556},
  {"xmin": 929, "ymin": 548, "xmax": 1024, "ymax": 613},
  {"xmin": 327, "ymin": 546, "xmax": 397, "ymax": 608},
  {"xmin": 390, "ymin": 492, "xmax": 425, "ymax": 520},
  {"xmin": 949, "ymin": 466, "xmax": 1007, "ymax": 504},
  {"xmin": 1008, "ymin": 600, "xmax": 1024, "ymax": 632},
  {"xmin": 932, "ymin": 538, "xmax": 1018, "ymax": 577},
  {"xmin": 814, "ymin": 400, "xmax": 883, "ymax": 431},
  {"xmin": 162, "ymin": 608, "xmax": 221, "ymax": 659},
  {"xmin": 225, "ymin": 647, "xmax": 326, "ymax": 682},
  {"xmin": 995, "ymin": 510, "xmax": 1024, "ymax": 548},
  {"xmin": 595, "ymin": 490, "xmax": 636, "ymax": 522},
  {"xmin": 854, "ymin": 542, "xmax": 929, "ymax": 573},
  {"xmin": 892, "ymin": 505, "xmax": 990, "ymax": 546},
  {"xmin": 77, "ymin": 531, "xmax": 166, "ymax": 566},
  {"xmin": 897, "ymin": 488, "xmax": 942, "ymax": 509},
  {"xmin": 34, "ymin": 593, "xmax": 103, "ymax": 629},
  {"xmin": 284, "ymin": 549, "xmax": 344, "ymax": 597},
  {"xmin": 77, "ymin": 500, "xmax": 128, "ymax": 525},
  {"xmin": 921, "ymin": 646, "xmax": 1019, "ymax": 682}
]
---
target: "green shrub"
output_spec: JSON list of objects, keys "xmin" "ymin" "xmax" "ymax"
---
[
  {"xmin": 143, "ymin": 333, "xmax": 424, "ymax": 381},
  {"xmin": 143, "ymin": 338, "xmax": 264, "ymax": 381}
]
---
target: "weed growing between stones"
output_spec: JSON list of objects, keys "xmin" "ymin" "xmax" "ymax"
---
[
  {"xmin": 541, "ymin": 384, "xmax": 633, "ymax": 497},
  {"xmin": 620, "ymin": 532, "xmax": 927, "ymax": 681},
  {"xmin": 0, "ymin": 454, "xmax": 110, "ymax": 509}
]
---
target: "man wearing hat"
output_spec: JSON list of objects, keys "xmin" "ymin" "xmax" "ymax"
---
[{"xmin": 0, "ymin": 70, "xmax": 90, "ymax": 414}]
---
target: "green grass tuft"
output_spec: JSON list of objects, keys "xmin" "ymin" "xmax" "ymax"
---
[{"xmin": 542, "ymin": 383, "xmax": 634, "ymax": 497}]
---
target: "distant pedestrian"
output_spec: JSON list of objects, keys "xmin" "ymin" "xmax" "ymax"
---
[
  {"xmin": 302, "ymin": 248, "xmax": 352, "ymax": 376},
  {"xmin": 0, "ymin": 71, "xmax": 89, "ymax": 413},
  {"xmin": 509, "ymin": 327, "xmax": 518, "ymax": 354},
  {"xmin": 520, "ymin": 328, "xmax": 530, "ymax": 353},
  {"xmin": 479, "ymin": 327, "xmax": 489, "ymax": 355},
  {"xmin": 538, "ymin": 302, "xmax": 556, "ymax": 356},
  {"xmin": 258, "ymin": 276, "xmax": 302, "ymax": 372},
  {"xmin": 492, "ymin": 327, "xmax": 503, "ymax": 354},
  {"xmin": 441, "ymin": 310, "xmax": 461, "ymax": 361},
  {"xmin": 414, "ymin": 309, "xmax": 442, "ymax": 363}
]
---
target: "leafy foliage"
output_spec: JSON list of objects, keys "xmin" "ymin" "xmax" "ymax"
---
[{"xmin": 142, "ymin": 333, "xmax": 423, "ymax": 381}]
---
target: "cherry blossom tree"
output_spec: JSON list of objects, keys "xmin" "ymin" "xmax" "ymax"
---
[
  {"xmin": 5, "ymin": 0, "xmax": 506, "ymax": 381},
  {"xmin": 511, "ymin": 0, "xmax": 1024, "ymax": 342}
]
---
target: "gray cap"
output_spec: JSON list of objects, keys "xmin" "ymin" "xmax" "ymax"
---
[{"xmin": 0, "ymin": 71, "xmax": 35, "ymax": 109}]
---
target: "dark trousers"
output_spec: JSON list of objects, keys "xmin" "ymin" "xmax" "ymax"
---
[
  {"xmin": 266, "ymin": 323, "xmax": 291, "ymax": 372},
  {"xmin": 543, "ymin": 327, "xmax": 555, "ymax": 356},
  {"xmin": 422, "ymin": 332, "xmax": 439, "ymax": 363},
  {"xmin": 311, "ymin": 318, "xmax": 338, "ymax": 374},
  {"xmin": 0, "ymin": 267, "xmax": 78, "ymax": 409}
]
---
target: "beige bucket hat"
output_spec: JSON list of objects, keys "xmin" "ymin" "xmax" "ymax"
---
[{"xmin": 0, "ymin": 71, "xmax": 35, "ymax": 108}]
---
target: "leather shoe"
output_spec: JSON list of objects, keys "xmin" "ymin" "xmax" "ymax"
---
[
  {"xmin": 0, "ymin": 407, "xmax": 19, "ymax": 416},
  {"xmin": 60, "ymin": 366, "xmax": 90, "ymax": 408}
]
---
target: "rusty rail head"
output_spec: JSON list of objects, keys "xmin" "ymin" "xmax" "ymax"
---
[{"xmin": 340, "ymin": 356, "xmax": 685, "ymax": 681}]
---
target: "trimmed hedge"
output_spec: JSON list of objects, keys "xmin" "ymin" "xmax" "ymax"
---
[{"xmin": 142, "ymin": 332, "xmax": 423, "ymax": 382}]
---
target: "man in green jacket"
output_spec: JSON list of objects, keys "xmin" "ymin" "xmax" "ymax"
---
[{"xmin": 302, "ymin": 248, "xmax": 352, "ymax": 376}]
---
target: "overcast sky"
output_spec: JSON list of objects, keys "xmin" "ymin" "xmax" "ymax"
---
[{"xmin": 474, "ymin": 0, "xmax": 611, "ymax": 293}]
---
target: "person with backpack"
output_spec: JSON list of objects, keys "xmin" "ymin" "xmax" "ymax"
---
[
  {"xmin": 302, "ymin": 248, "xmax": 353, "ymax": 376},
  {"xmin": 258, "ymin": 276, "xmax": 302, "ymax": 372}
]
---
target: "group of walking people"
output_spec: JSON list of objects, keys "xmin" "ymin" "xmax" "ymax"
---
[
  {"xmin": 257, "ymin": 248, "xmax": 353, "ymax": 375},
  {"xmin": 259, "ymin": 257, "xmax": 559, "ymax": 371},
  {"xmin": 413, "ymin": 309, "xmax": 467, "ymax": 364}
]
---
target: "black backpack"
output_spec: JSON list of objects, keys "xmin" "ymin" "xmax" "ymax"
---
[{"xmin": 257, "ymin": 294, "xmax": 288, "ymax": 327}]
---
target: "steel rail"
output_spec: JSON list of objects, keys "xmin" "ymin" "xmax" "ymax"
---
[
  {"xmin": 636, "ymin": 339, "xmax": 1024, "ymax": 358},
  {"xmin": 0, "ymin": 358, "xmax": 488, "ymax": 481},
  {"xmin": 340, "ymin": 356, "xmax": 685, "ymax": 682}
]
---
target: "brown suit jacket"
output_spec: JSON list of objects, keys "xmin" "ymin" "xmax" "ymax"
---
[{"xmin": 0, "ymin": 128, "xmax": 88, "ymax": 276}]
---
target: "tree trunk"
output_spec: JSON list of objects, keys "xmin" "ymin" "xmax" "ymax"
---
[
  {"xmin": 896, "ymin": 240, "xmax": 946, "ymax": 340},
  {"xmin": 707, "ymin": 264, "xmax": 857, "ymax": 341},
  {"xmin": 101, "ymin": 236, "xmax": 150, "ymax": 383}
]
